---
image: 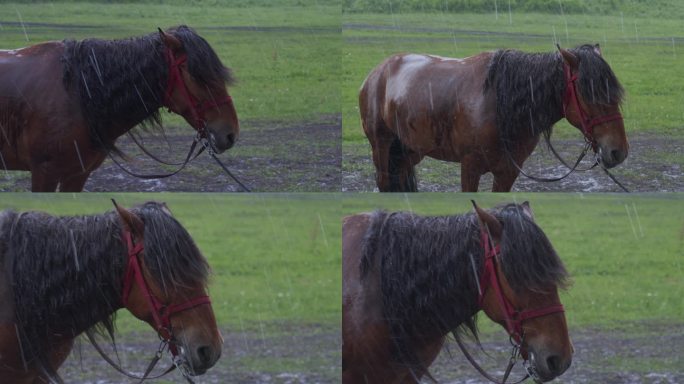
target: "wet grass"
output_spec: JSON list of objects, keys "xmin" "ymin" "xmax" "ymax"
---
[
  {"xmin": 341, "ymin": 193, "xmax": 684, "ymax": 334},
  {"xmin": 0, "ymin": 1, "xmax": 340, "ymax": 126},
  {"xmin": 342, "ymin": 11, "xmax": 684, "ymax": 144},
  {"xmin": 0, "ymin": 194, "xmax": 341, "ymax": 334}
]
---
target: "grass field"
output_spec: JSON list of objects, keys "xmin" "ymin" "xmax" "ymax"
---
[
  {"xmin": 342, "ymin": 10, "xmax": 684, "ymax": 143},
  {"xmin": 0, "ymin": 1, "xmax": 340, "ymax": 128},
  {"xmin": 342, "ymin": 193, "xmax": 684, "ymax": 332},
  {"xmin": 0, "ymin": 193, "xmax": 341, "ymax": 332}
]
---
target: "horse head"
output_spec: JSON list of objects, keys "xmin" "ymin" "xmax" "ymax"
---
[
  {"xmin": 559, "ymin": 44, "xmax": 628, "ymax": 168},
  {"xmin": 113, "ymin": 201, "xmax": 222, "ymax": 376},
  {"xmin": 160, "ymin": 26, "xmax": 239, "ymax": 154},
  {"xmin": 473, "ymin": 201, "xmax": 573, "ymax": 382}
]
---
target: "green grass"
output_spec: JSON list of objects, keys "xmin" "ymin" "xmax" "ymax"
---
[
  {"xmin": 0, "ymin": 1, "xmax": 340, "ymax": 127},
  {"xmin": 0, "ymin": 193, "xmax": 341, "ymax": 333},
  {"xmin": 342, "ymin": 193, "xmax": 684, "ymax": 333},
  {"xmin": 342, "ymin": 11, "xmax": 684, "ymax": 143}
]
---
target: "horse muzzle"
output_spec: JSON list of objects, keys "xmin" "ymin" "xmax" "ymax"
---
[
  {"xmin": 525, "ymin": 348, "xmax": 572, "ymax": 383},
  {"xmin": 176, "ymin": 343, "xmax": 222, "ymax": 376},
  {"xmin": 597, "ymin": 144, "xmax": 628, "ymax": 169}
]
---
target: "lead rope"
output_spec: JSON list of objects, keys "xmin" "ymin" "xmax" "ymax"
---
[
  {"xmin": 84, "ymin": 329, "xmax": 176, "ymax": 382},
  {"xmin": 454, "ymin": 333, "xmax": 529, "ymax": 384},
  {"xmin": 200, "ymin": 137, "xmax": 251, "ymax": 192}
]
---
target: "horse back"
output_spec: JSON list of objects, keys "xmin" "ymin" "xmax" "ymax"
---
[{"xmin": 360, "ymin": 52, "xmax": 497, "ymax": 158}]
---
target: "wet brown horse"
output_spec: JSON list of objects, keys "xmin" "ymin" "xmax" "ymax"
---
[
  {"xmin": 0, "ymin": 201, "xmax": 221, "ymax": 383},
  {"xmin": 360, "ymin": 44, "xmax": 627, "ymax": 191},
  {"xmin": 0, "ymin": 26, "xmax": 239, "ymax": 191},
  {"xmin": 343, "ymin": 201, "xmax": 573, "ymax": 383}
]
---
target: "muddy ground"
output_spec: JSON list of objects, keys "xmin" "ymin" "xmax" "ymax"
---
[
  {"xmin": 0, "ymin": 116, "xmax": 341, "ymax": 192},
  {"xmin": 60, "ymin": 324, "xmax": 340, "ymax": 384},
  {"xmin": 428, "ymin": 322, "xmax": 684, "ymax": 384},
  {"xmin": 342, "ymin": 133, "xmax": 684, "ymax": 192},
  {"xmin": 57, "ymin": 321, "xmax": 682, "ymax": 383}
]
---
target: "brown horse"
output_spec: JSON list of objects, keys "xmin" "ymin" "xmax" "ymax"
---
[
  {"xmin": 0, "ymin": 201, "xmax": 221, "ymax": 383},
  {"xmin": 343, "ymin": 201, "xmax": 573, "ymax": 383},
  {"xmin": 0, "ymin": 26, "xmax": 239, "ymax": 191},
  {"xmin": 360, "ymin": 44, "xmax": 627, "ymax": 192}
]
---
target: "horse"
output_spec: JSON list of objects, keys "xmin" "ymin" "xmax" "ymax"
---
[
  {"xmin": 0, "ymin": 25, "xmax": 239, "ymax": 192},
  {"xmin": 0, "ymin": 200, "xmax": 222, "ymax": 383},
  {"xmin": 360, "ymin": 44, "xmax": 628, "ymax": 192},
  {"xmin": 342, "ymin": 201, "xmax": 573, "ymax": 383}
]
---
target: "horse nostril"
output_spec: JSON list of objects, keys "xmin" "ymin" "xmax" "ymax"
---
[
  {"xmin": 610, "ymin": 149, "xmax": 624, "ymax": 163},
  {"xmin": 196, "ymin": 345, "xmax": 213, "ymax": 365},
  {"xmin": 226, "ymin": 133, "xmax": 236, "ymax": 147},
  {"xmin": 546, "ymin": 354, "xmax": 563, "ymax": 375}
]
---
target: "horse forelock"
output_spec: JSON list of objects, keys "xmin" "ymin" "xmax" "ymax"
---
[
  {"xmin": 132, "ymin": 201, "xmax": 210, "ymax": 294},
  {"xmin": 571, "ymin": 44, "xmax": 624, "ymax": 106},
  {"xmin": 168, "ymin": 25, "xmax": 234, "ymax": 87}
]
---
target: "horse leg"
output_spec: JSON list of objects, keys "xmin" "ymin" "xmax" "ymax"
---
[
  {"xmin": 30, "ymin": 170, "xmax": 58, "ymax": 192},
  {"xmin": 58, "ymin": 172, "xmax": 92, "ymax": 192},
  {"xmin": 460, "ymin": 156, "xmax": 483, "ymax": 192},
  {"xmin": 492, "ymin": 167, "xmax": 520, "ymax": 192},
  {"xmin": 367, "ymin": 132, "xmax": 395, "ymax": 192}
]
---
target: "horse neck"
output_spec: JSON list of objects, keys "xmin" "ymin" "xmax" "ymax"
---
[
  {"xmin": 5, "ymin": 211, "xmax": 127, "ymax": 337},
  {"xmin": 374, "ymin": 213, "xmax": 483, "ymax": 340},
  {"xmin": 65, "ymin": 35, "xmax": 168, "ymax": 148}
]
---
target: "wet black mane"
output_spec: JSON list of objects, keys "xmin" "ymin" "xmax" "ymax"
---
[
  {"xmin": 61, "ymin": 25, "xmax": 234, "ymax": 154},
  {"xmin": 484, "ymin": 44, "xmax": 624, "ymax": 146},
  {"xmin": 360, "ymin": 203, "xmax": 568, "ymax": 372},
  {"xmin": 0, "ymin": 201, "xmax": 208, "ymax": 374}
]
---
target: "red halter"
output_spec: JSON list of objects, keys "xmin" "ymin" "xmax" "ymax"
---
[
  {"xmin": 162, "ymin": 47, "xmax": 232, "ymax": 135},
  {"xmin": 477, "ymin": 228, "xmax": 565, "ymax": 344},
  {"xmin": 561, "ymin": 62, "xmax": 623, "ymax": 151},
  {"xmin": 120, "ymin": 228, "xmax": 211, "ymax": 356}
]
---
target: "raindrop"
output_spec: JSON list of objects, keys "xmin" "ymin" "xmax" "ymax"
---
[
  {"xmin": 73, "ymin": 140, "xmax": 86, "ymax": 172},
  {"xmin": 0, "ymin": 150, "xmax": 8, "ymax": 178},
  {"xmin": 14, "ymin": 7, "xmax": 28, "ymax": 42}
]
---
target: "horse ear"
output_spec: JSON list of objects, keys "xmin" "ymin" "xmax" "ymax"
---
[
  {"xmin": 520, "ymin": 201, "xmax": 535, "ymax": 220},
  {"xmin": 558, "ymin": 46, "xmax": 579, "ymax": 69},
  {"xmin": 112, "ymin": 199, "xmax": 144, "ymax": 237},
  {"xmin": 593, "ymin": 43, "xmax": 602, "ymax": 56},
  {"xmin": 471, "ymin": 200, "xmax": 503, "ymax": 241},
  {"xmin": 158, "ymin": 28, "xmax": 182, "ymax": 52}
]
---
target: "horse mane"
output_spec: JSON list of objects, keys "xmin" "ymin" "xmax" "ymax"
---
[
  {"xmin": 484, "ymin": 44, "xmax": 624, "ymax": 146},
  {"xmin": 0, "ymin": 201, "xmax": 209, "ymax": 373},
  {"xmin": 359, "ymin": 203, "xmax": 568, "ymax": 372},
  {"xmin": 61, "ymin": 25, "xmax": 234, "ymax": 155}
]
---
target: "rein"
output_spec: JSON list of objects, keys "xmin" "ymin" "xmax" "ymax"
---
[
  {"xmin": 456, "ymin": 222, "xmax": 565, "ymax": 384},
  {"xmin": 85, "ymin": 224, "xmax": 211, "ymax": 383}
]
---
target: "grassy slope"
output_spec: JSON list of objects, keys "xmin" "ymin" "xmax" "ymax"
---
[
  {"xmin": 0, "ymin": 2, "xmax": 340, "ymax": 126},
  {"xmin": 342, "ymin": 10, "xmax": 684, "ymax": 143},
  {"xmin": 0, "ymin": 193, "xmax": 341, "ymax": 333},
  {"xmin": 342, "ymin": 193, "xmax": 684, "ymax": 333}
]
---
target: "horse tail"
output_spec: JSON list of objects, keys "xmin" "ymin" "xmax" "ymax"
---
[{"xmin": 388, "ymin": 137, "xmax": 417, "ymax": 192}]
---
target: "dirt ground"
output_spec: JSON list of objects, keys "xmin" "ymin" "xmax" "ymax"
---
[
  {"xmin": 0, "ymin": 116, "xmax": 341, "ymax": 192},
  {"xmin": 56, "ymin": 321, "xmax": 682, "ymax": 383},
  {"xmin": 342, "ymin": 133, "xmax": 684, "ymax": 192},
  {"xmin": 427, "ymin": 322, "xmax": 684, "ymax": 384},
  {"xmin": 59, "ymin": 324, "xmax": 340, "ymax": 384}
]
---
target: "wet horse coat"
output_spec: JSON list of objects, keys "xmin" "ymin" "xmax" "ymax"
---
[
  {"xmin": 360, "ymin": 45, "xmax": 627, "ymax": 192},
  {"xmin": 0, "ymin": 26, "xmax": 239, "ymax": 191}
]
